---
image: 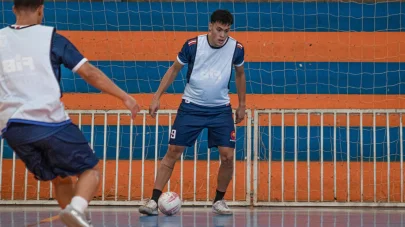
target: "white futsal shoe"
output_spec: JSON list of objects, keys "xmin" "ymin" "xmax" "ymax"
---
[
  {"xmin": 212, "ymin": 200, "xmax": 233, "ymax": 215},
  {"xmin": 59, "ymin": 205, "xmax": 93, "ymax": 227},
  {"xmin": 139, "ymin": 199, "xmax": 159, "ymax": 216}
]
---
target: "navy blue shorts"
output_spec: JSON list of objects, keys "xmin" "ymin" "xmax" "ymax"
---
[
  {"xmin": 169, "ymin": 100, "xmax": 236, "ymax": 148},
  {"xmin": 4, "ymin": 123, "xmax": 98, "ymax": 181}
]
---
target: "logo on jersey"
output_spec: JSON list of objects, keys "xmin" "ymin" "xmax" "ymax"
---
[
  {"xmin": 188, "ymin": 39, "xmax": 197, "ymax": 46},
  {"xmin": 170, "ymin": 129, "xmax": 176, "ymax": 139},
  {"xmin": 230, "ymin": 130, "xmax": 236, "ymax": 142},
  {"xmin": 237, "ymin": 43, "xmax": 243, "ymax": 49},
  {"xmin": 2, "ymin": 55, "xmax": 35, "ymax": 73},
  {"xmin": 199, "ymin": 68, "xmax": 222, "ymax": 84}
]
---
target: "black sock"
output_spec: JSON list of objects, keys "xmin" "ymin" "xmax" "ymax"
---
[
  {"xmin": 214, "ymin": 190, "xmax": 226, "ymax": 203},
  {"xmin": 151, "ymin": 189, "xmax": 162, "ymax": 203}
]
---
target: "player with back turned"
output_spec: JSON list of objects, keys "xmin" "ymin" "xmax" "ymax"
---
[
  {"xmin": 0, "ymin": 0, "xmax": 140, "ymax": 226},
  {"xmin": 139, "ymin": 9, "xmax": 246, "ymax": 215}
]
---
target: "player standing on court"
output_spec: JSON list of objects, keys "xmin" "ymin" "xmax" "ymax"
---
[
  {"xmin": 139, "ymin": 9, "xmax": 246, "ymax": 215},
  {"xmin": 0, "ymin": 1, "xmax": 140, "ymax": 226}
]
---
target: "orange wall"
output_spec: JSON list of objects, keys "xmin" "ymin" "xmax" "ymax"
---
[
  {"xmin": 60, "ymin": 31, "xmax": 405, "ymax": 63},
  {"xmin": 1, "ymin": 160, "xmax": 403, "ymax": 203}
]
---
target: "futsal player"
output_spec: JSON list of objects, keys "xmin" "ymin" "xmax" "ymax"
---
[
  {"xmin": 139, "ymin": 9, "xmax": 246, "ymax": 215},
  {"xmin": 0, "ymin": 0, "xmax": 140, "ymax": 226}
]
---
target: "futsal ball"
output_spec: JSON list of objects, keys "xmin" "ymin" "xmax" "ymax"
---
[{"xmin": 158, "ymin": 192, "xmax": 182, "ymax": 216}]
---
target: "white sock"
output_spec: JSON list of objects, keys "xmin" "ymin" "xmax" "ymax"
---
[{"xmin": 70, "ymin": 196, "xmax": 88, "ymax": 213}]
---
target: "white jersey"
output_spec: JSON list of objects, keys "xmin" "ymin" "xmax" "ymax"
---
[
  {"xmin": 177, "ymin": 35, "xmax": 244, "ymax": 107},
  {"xmin": 0, "ymin": 25, "xmax": 87, "ymax": 135}
]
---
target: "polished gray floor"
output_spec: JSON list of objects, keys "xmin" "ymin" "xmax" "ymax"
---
[{"xmin": 0, "ymin": 206, "xmax": 404, "ymax": 227}]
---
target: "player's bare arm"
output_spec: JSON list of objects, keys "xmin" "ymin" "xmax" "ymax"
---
[
  {"xmin": 76, "ymin": 62, "xmax": 140, "ymax": 119},
  {"xmin": 149, "ymin": 60, "xmax": 184, "ymax": 118},
  {"xmin": 235, "ymin": 64, "xmax": 246, "ymax": 124}
]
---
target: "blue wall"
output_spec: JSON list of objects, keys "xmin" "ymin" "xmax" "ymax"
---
[
  {"xmin": 3, "ymin": 126, "xmax": 405, "ymax": 161},
  {"xmin": 1, "ymin": 2, "xmax": 403, "ymax": 32}
]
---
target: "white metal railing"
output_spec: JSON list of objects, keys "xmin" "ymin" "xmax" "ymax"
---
[
  {"xmin": 253, "ymin": 109, "xmax": 405, "ymax": 207},
  {"xmin": 2, "ymin": 108, "xmax": 405, "ymax": 207},
  {"xmin": 0, "ymin": 109, "xmax": 251, "ymax": 206}
]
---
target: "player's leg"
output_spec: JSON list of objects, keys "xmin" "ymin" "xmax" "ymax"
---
[
  {"xmin": 139, "ymin": 102, "xmax": 204, "ymax": 215},
  {"xmin": 138, "ymin": 144, "xmax": 186, "ymax": 215},
  {"xmin": 57, "ymin": 167, "xmax": 99, "ymax": 227},
  {"xmin": 215, "ymin": 146, "xmax": 234, "ymax": 203},
  {"xmin": 207, "ymin": 107, "xmax": 235, "ymax": 215},
  {"xmin": 153, "ymin": 144, "xmax": 186, "ymax": 197},
  {"xmin": 52, "ymin": 176, "xmax": 75, "ymax": 209},
  {"xmin": 43, "ymin": 124, "xmax": 99, "ymax": 227},
  {"xmin": 52, "ymin": 171, "xmax": 99, "ymax": 217},
  {"xmin": 156, "ymin": 110, "xmax": 205, "ymax": 195},
  {"xmin": 209, "ymin": 146, "xmax": 235, "ymax": 215},
  {"xmin": 73, "ymin": 166, "xmax": 100, "ymax": 202}
]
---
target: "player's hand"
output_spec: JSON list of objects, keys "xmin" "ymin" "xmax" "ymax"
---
[
  {"xmin": 123, "ymin": 95, "xmax": 140, "ymax": 120},
  {"xmin": 235, "ymin": 105, "xmax": 246, "ymax": 124},
  {"xmin": 149, "ymin": 98, "xmax": 160, "ymax": 118}
]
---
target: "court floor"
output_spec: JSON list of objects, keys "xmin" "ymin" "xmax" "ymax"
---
[{"xmin": 0, "ymin": 206, "xmax": 404, "ymax": 227}]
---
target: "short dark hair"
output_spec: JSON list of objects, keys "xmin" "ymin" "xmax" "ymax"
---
[
  {"xmin": 14, "ymin": 0, "xmax": 44, "ymax": 11},
  {"xmin": 210, "ymin": 9, "xmax": 233, "ymax": 26}
]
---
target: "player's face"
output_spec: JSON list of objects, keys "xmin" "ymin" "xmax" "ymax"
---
[{"xmin": 209, "ymin": 22, "xmax": 231, "ymax": 47}]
